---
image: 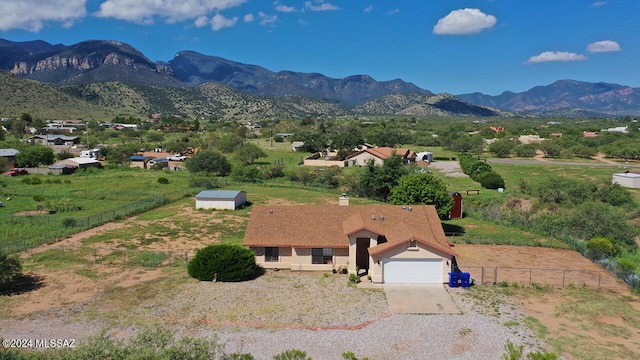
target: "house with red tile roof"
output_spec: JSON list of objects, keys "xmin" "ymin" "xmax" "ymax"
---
[
  {"xmin": 243, "ymin": 195, "xmax": 456, "ymax": 284},
  {"xmin": 345, "ymin": 147, "xmax": 416, "ymax": 166}
]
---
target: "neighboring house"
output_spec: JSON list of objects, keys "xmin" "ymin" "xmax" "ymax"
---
[
  {"xmin": 291, "ymin": 141, "xmax": 305, "ymax": 152},
  {"xmin": 129, "ymin": 155, "xmax": 154, "ymax": 169},
  {"xmin": 612, "ymin": 173, "xmax": 640, "ymax": 189},
  {"xmin": 603, "ymin": 126, "xmax": 628, "ymax": 134},
  {"xmin": 243, "ymin": 195, "xmax": 457, "ymax": 284},
  {"xmin": 415, "ymin": 152, "xmax": 433, "ymax": 163},
  {"xmin": 582, "ymin": 131, "xmax": 598, "ymax": 138},
  {"xmin": 0, "ymin": 148, "xmax": 19, "ymax": 167},
  {"xmin": 346, "ymin": 147, "xmax": 416, "ymax": 166},
  {"xmin": 29, "ymin": 135, "xmax": 81, "ymax": 146},
  {"xmin": 50, "ymin": 157, "xmax": 101, "ymax": 174},
  {"xmin": 449, "ymin": 192, "xmax": 463, "ymax": 219},
  {"xmin": 518, "ymin": 135, "xmax": 545, "ymax": 144},
  {"xmin": 195, "ymin": 190, "xmax": 247, "ymax": 210},
  {"xmin": 303, "ymin": 151, "xmax": 348, "ymax": 167}
]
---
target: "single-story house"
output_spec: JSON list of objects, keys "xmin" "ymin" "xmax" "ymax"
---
[
  {"xmin": 29, "ymin": 135, "xmax": 81, "ymax": 146},
  {"xmin": 195, "ymin": 190, "xmax": 247, "ymax": 210},
  {"xmin": 346, "ymin": 147, "xmax": 416, "ymax": 166},
  {"xmin": 50, "ymin": 157, "xmax": 102, "ymax": 174},
  {"xmin": 243, "ymin": 195, "xmax": 457, "ymax": 284},
  {"xmin": 0, "ymin": 148, "xmax": 19, "ymax": 166},
  {"xmin": 129, "ymin": 155, "xmax": 154, "ymax": 169},
  {"xmin": 612, "ymin": 173, "xmax": 640, "ymax": 189},
  {"xmin": 582, "ymin": 131, "xmax": 598, "ymax": 138}
]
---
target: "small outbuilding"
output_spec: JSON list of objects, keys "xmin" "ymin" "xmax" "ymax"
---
[
  {"xmin": 195, "ymin": 190, "xmax": 247, "ymax": 210},
  {"xmin": 612, "ymin": 173, "xmax": 640, "ymax": 189},
  {"xmin": 448, "ymin": 192, "xmax": 463, "ymax": 219}
]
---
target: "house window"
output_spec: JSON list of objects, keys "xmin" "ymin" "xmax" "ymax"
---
[
  {"xmin": 312, "ymin": 248, "xmax": 333, "ymax": 264},
  {"xmin": 265, "ymin": 247, "xmax": 279, "ymax": 262}
]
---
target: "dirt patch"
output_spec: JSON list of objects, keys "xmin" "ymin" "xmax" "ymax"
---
[
  {"xmin": 455, "ymin": 244, "xmax": 625, "ymax": 290},
  {"xmin": 429, "ymin": 161, "xmax": 467, "ymax": 177}
]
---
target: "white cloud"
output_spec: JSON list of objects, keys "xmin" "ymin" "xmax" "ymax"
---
[
  {"xmin": 244, "ymin": 13, "xmax": 255, "ymax": 22},
  {"xmin": 194, "ymin": 15, "xmax": 209, "ymax": 27},
  {"xmin": 590, "ymin": 2, "xmax": 606, "ymax": 7},
  {"xmin": 276, "ymin": 5, "xmax": 295, "ymax": 13},
  {"xmin": 364, "ymin": 5, "xmax": 373, "ymax": 13},
  {"xmin": 433, "ymin": 8, "xmax": 497, "ymax": 35},
  {"xmin": 525, "ymin": 51, "xmax": 588, "ymax": 64},
  {"xmin": 0, "ymin": 0, "xmax": 86, "ymax": 32},
  {"xmin": 95, "ymin": 0, "xmax": 247, "ymax": 24},
  {"xmin": 304, "ymin": 1, "xmax": 340, "ymax": 11},
  {"xmin": 258, "ymin": 12, "xmax": 278, "ymax": 26},
  {"xmin": 211, "ymin": 13, "xmax": 238, "ymax": 30},
  {"xmin": 587, "ymin": 40, "xmax": 621, "ymax": 53},
  {"xmin": 388, "ymin": 9, "xmax": 400, "ymax": 15}
]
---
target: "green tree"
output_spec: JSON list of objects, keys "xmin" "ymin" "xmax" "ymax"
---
[
  {"xmin": 185, "ymin": 150, "xmax": 232, "ymax": 176},
  {"xmin": 293, "ymin": 128, "xmax": 327, "ymax": 152},
  {"xmin": 146, "ymin": 131, "xmax": 165, "ymax": 147},
  {"xmin": 15, "ymin": 145, "xmax": 55, "ymax": 167},
  {"xmin": 359, "ymin": 155, "xmax": 408, "ymax": 201},
  {"xmin": 488, "ymin": 139, "xmax": 516, "ymax": 158},
  {"xmin": 233, "ymin": 143, "xmax": 267, "ymax": 165},
  {"xmin": 567, "ymin": 202, "xmax": 637, "ymax": 251},
  {"xmin": 388, "ymin": 173, "xmax": 453, "ymax": 219},
  {"xmin": 513, "ymin": 144, "xmax": 537, "ymax": 158},
  {"xmin": 539, "ymin": 141, "xmax": 562, "ymax": 158},
  {"xmin": 0, "ymin": 251, "xmax": 22, "ymax": 289},
  {"xmin": 187, "ymin": 244, "xmax": 257, "ymax": 282}
]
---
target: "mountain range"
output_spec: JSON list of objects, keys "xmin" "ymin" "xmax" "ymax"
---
[{"xmin": 1, "ymin": 38, "xmax": 639, "ymax": 119}]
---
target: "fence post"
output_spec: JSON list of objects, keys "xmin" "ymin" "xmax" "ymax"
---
[
  {"xmin": 152, "ymin": 252, "xmax": 155, "ymax": 267},
  {"xmin": 598, "ymin": 272, "xmax": 601, "ymax": 289},
  {"xmin": 529, "ymin": 268, "xmax": 532, "ymax": 285},
  {"xmin": 494, "ymin": 267, "xmax": 498, "ymax": 284},
  {"xmin": 481, "ymin": 266, "xmax": 485, "ymax": 285},
  {"xmin": 93, "ymin": 248, "xmax": 97, "ymax": 263},
  {"xmin": 562, "ymin": 270, "xmax": 566, "ymax": 288}
]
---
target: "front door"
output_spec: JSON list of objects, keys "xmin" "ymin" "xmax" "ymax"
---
[{"xmin": 356, "ymin": 238, "xmax": 370, "ymax": 272}]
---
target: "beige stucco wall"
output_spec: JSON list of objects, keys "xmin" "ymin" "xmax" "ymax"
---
[
  {"xmin": 348, "ymin": 152, "xmax": 383, "ymax": 166},
  {"xmin": 347, "ymin": 229, "xmax": 381, "ymax": 275},
  {"xmin": 252, "ymin": 246, "xmax": 348, "ymax": 271},
  {"xmin": 303, "ymin": 159, "xmax": 348, "ymax": 167}
]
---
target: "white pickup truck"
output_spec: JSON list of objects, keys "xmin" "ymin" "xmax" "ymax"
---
[{"xmin": 167, "ymin": 154, "xmax": 187, "ymax": 161}]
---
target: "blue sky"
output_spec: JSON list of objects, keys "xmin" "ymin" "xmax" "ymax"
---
[{"xmin": 1, "ymin": 0, "xmax": 638, "ymax": 95}]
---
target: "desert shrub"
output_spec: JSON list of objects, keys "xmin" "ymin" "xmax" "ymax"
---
[
  {"xmin": 586, "ymin": 237, "xmax": 619, "ymax": 257},
  {"xmin": 0, "ymin": 251, "xmax": 22, "ymax": 289},
  {"xmin": 469, "ymin": 161, "xmax": 493, "ymax": 181},
  {"xmin": 188, "ymin": 244, "xmax": 257, "ymax": 282},
  {"xmin": 264, "ymin": 162, "xmax": 286, "ymax": 179},
  {"xmin": 189, "ymin": 173, "xmax": 223, "ymax": 188},
  {"xmin": 62, "ymin": 218, "xmax": 78, "ymax": 228},
  {"xmin": 157, "ymin": 177, "xmax": 169, "ymax": 184},
  {"xmin": 617, "ymin": 258, "xmax": 637, "ymax": 272},
  {"xmin": 273, "ymin": 349, "xmax": 312, "ymax": 360},
  {"xmin": 477, "ymin": 171, "xmax": 505, "ymax": 189}
]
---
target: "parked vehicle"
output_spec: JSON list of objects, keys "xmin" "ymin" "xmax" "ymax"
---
[
  {"xmin": 2, "ymin": 168, "xmax": 28, "ymax": 176},
  {"xmin": 167, "ymin": 154, "xmax": 187, "ymax": 161}
]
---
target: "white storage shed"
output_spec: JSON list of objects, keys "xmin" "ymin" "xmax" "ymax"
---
[
  {"xmin": 612, "ymin": 173, "xmax": 640, "ymax": 189},
  {"xmin": 195, "ymin": 190, "xmax": 247, "ymax": 210}
]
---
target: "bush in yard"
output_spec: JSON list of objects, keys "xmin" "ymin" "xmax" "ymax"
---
[
  {"xmin": 0, "ymin": 251, "xmax": 22, "ymax": 290},
  {"xmin": 188, "ymin": 244, "xmax": 257, "ymax": 282},
  {"xmin": 157, "ymin": 177, "xmax": 169, "ymax": 184},
  {"xmin": 477, "ymin": 171, "xmax": 505, "ymax": 189}
]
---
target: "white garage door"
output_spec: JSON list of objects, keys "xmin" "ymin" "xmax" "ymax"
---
[{"xmin": 383, "ymin": 259, "xmax": 443, "ymax": 284}]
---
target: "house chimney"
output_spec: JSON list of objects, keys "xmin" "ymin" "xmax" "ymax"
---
[{"xmin": 339, "ymin": 194, "xmax": 349, "ymax": 206}]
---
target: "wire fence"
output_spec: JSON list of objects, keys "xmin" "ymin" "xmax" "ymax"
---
[
  {"xmin": 0, "ymin": 188, "xmax": 199, "ymax": 251},
  {"xmin": 14, "ymin": 245, "xmax": 196, "ymax": 268},
  {"xmin": 463, "ymin": 265, "xmax": 629, "ymax": 290}
]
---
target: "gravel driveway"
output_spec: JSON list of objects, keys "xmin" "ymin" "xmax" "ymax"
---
[{"xmin": 0, "ymin": 270, "xmax": 547, "ymax": 359}]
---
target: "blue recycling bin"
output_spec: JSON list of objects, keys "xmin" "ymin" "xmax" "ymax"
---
[
  {"xmin": 448, "ymin": 272, "xmax": 460, "ymax": 288},
  {"xmin": 460, "ymin": 272, "xmax": 471, "ymax": 288}
]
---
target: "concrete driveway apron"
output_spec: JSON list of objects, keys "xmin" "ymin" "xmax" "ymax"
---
[{"xmin": 383, "ymin": 284, "xmax": 460, "ymax": 314}]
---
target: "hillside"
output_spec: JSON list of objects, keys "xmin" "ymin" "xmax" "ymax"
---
[
  {"xmin": 0, "ymin": 70, "xmax": 114, "ymax": 120},
  {"xmin": 458, "ymin": 80, "xmax": 640, "ymax": 117},
  {"xmin": 352, "ymin": 93, "xmax": 509, "ymax": 117}
]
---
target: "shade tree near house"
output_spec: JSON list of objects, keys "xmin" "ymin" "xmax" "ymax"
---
[
  {"xmin": 187, "ymin": 244, "xmax": 257, "ymax": 282},
  {"xmin": 15, "ymin": 145, "xmax": 55, "ymax": 167},
  {"xmin": 387, "ymin": 173, "xmax": 453, "ymax": 220},
  {"xmin": 184, "ymin": 149, "xmax": 231, "ymax": 176}
]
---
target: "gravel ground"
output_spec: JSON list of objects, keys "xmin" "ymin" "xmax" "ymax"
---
[{"xmin": 0, "ymin": 271, "xmax": 549, "ymax": 359}]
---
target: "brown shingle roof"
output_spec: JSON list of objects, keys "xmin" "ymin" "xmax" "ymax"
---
[{"xmin": 243, "ymin": 204, "xmax": 455, "ymax": 256}]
